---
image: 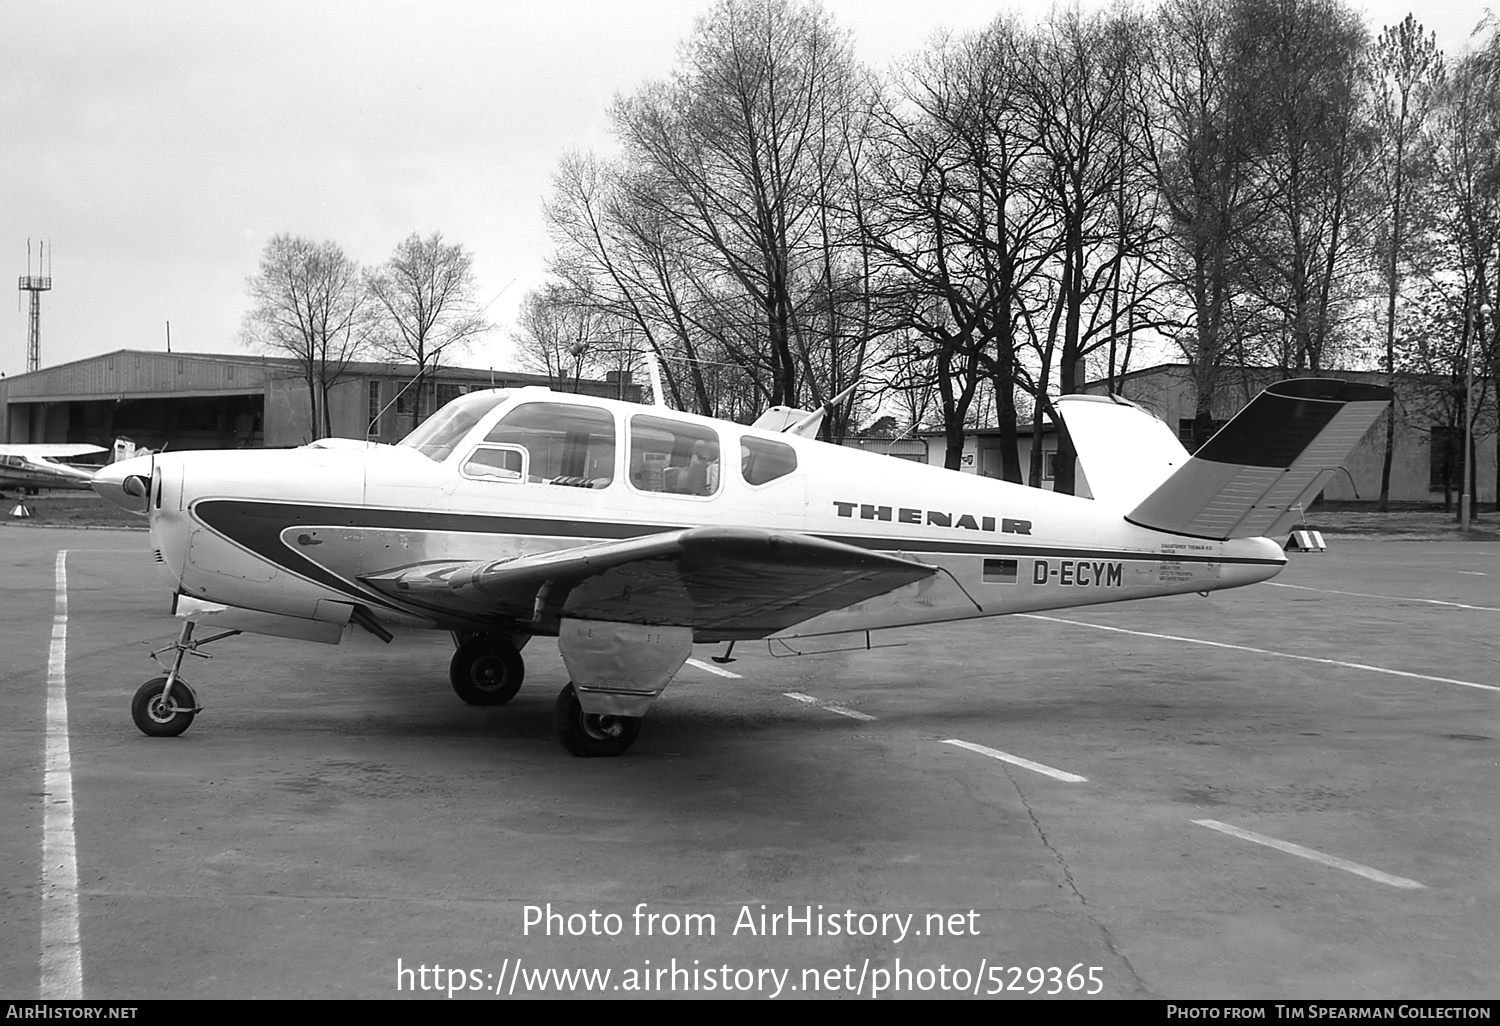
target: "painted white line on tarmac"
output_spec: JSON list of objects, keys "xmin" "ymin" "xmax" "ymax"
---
[
  {"xmin": 1021, "ymin": 614, "xmax": 1500, "ymax": 694},
  {"xmin": 685, "ymin": 657, "xmax": 741, "ymax": 678},
  {"xmin": 783, "ymin": 692, "xmax": 877, "ymax": 721},
  {"xmin": 1264, "ymin": 581, "xmax": 1500, "ymax": 611},
  {"xmin": 822, "ymin": 703, "xmax": 876, "ymax": 722},
  {"xmin": 41, "ymin": 550, "xmax": 83, "ymax": 998},
  {"xmin": 941, "ymin": 739, "xmax": 1088, "ymax": 783},
  {"xmin": 1193, "ymin": 819, "xmax": 1424, "ymax": 889}
]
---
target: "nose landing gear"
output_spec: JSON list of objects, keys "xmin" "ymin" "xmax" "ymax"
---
[
  {"xmin": 131, "ymin": 676, "xmax": 198, "ymax": 737},
  {"xmin": 131, "ymin": 621, "xmax": 238, "ymax": 738}
]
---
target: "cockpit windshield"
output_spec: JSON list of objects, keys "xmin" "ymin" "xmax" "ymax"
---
[{"xmin": 396, "ymin": 389, "xmax": 513, "ymax": 461}]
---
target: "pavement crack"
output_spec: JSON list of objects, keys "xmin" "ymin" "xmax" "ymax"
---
[{"xmin": 1004, "ymin": 770, "xmax": 1156, "ymax": 998}]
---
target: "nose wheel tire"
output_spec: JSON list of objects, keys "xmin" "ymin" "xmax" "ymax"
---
[
  {"xmin": 131, "ymin": 677, "xmax": 197, "ymax": 737},
  {"xmin": 553, "ymin": 683, "xmax": 641, "ymax": 757},
  {"xmin": 449, "ymin": 636, "xmax": 525, "ymax": 705}
]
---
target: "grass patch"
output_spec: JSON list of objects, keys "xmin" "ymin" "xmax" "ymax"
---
[{"xmin": 0, "ymin": 491, "xmax": 147, "ymax": 530}]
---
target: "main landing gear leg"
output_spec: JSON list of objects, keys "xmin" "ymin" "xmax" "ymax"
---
[
  {"xmin": 552, "ymin": 621, "xmax": 693, "ymax": 758},
  {"xmin": 449, "ymin": 634, "xmax": 525, "ymax": 705},
  {"xmin": 130, "ymin": 621, "xmax": 240, "ymax": 738},
  {"xmin": 553, "ymin": 683, "xmax": 641, "ymax": 757}
]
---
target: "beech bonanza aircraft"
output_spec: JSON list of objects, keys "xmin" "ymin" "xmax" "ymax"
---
[
  {"xmin": 0, "ymin": 442, "xmax": 110, "ymax": 493},
  {"xmin": 92, "ymin": 378, "xmax": 1391, "ymax": 756}
]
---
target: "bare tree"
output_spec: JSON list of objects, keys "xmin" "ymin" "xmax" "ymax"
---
[
  {"xmin": 869, "ymin": 326, "xmax": 940, "ymax": 433},
  {"xmin": 546, "ymin": 151, "xmax": 718, "ymax": 413},
  {"xmin": 1025, "ymin": 7, "xmax": 1162, "ymax": 491},
  {"xmin": 1237, "ymin": 0, "xmax": 1376, "ymax": 375},
  {"xmin": 1145, "ymin": 0, "xmax": 1273, "ymax": 450},
  {"xmin": 1426, "ymin": 24, "xmax": 1500, "ymax": 514},
  {"xmin": 862, "ymin": 20, "xmax": 1053, "ymax": 478},
  {"xmin": 1371, "ymin": 14, "xmax": 1445, "ymax": 507},
  {"xmin": 512, "ymin": 284, "xmax": 638, "ymax": 392},
  {"xmin": 366, "ymin": 231, "xmax": 488, "ymax": 423},
  {"xmin": 241, "ymin": 233, "xmax": 372, "ymax": 439},
  {"xmin": 789, "ymin": 55, "xmax": 884, "ymax": 441},
  {"xmin": 606, "ymin": 0, "xmax": 865, "ymax": 412},
  {"xmin": 1392, "ymin": 277, "xmax": 1494, "ymax": 511}
]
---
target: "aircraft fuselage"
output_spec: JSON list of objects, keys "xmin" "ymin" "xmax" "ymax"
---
[{"xmin": 108, "ymin": 388, "xmax": 1285, "ymax": 644}]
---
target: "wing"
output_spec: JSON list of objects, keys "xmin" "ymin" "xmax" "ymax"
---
[
  {"xmin": 360, "ymin": 526, "xmax": 937, "ymax": 639},
  {"xmin": 0, "ymin": 443, "xmax": 108, "ymax": 458}
]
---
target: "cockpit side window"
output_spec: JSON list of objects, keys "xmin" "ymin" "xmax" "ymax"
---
[
  {"xmin": 460, "ymin": 444, "xmax": 526, "ymax": 482},
  {"xmin": 482, "ymin": 402, "xmax": 615, "ymax": 488},
  {"xmin": 740, "ymin": 436, "xmax": 797, "ymax": 485},
  {"xmin": 629, "ymin": 415, "xmax": 720, "ymax": 496},
  {"xmin": 397, "ymin": 389, "xmax": 512, "ymax": 462}
]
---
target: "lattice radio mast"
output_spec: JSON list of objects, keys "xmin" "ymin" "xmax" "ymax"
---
[{"xmin": 19, "ymin": 239, "xmax": 52, "ymax": 373}]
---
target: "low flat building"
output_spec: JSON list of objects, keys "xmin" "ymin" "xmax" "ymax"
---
[{"xmin": 892, "ymin": 423, "xmax": 1069, "ymax": 490}]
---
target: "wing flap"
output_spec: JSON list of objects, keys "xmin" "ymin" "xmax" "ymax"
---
[{"xmin": 361, "ymin": 527, "xmax": 937, "ymax": 638}]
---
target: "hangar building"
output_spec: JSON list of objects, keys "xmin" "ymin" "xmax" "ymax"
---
[{"xmin": 0, "ymin": 349, "xmax": 641, "ymax": 452}]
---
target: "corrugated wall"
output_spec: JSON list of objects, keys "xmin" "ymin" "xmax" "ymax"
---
[{"xmin": 4, "ymin": 351, "xmax": 272, "ymax": 400}]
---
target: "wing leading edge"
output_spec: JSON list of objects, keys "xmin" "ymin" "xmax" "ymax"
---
[{"xmin": 360, "ymin": 526, "xmax": 938, "ymax": 639}]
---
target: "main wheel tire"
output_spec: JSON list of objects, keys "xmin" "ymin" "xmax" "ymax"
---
[
  {"xmin": 449, "ymin": 636, "xmax": 524, "ymax": 706},
  {"xmin": 553, "ymin": 683, "xmax": 641, "ymax": 757},
  {"xmin": 131, "ymin": 677, "xmax": 197, "ymax": 737}
]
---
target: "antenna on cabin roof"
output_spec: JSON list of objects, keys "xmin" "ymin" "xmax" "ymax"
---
[
  {"xmin": 18, "ymin": 239, "xmax": 53, "ymax": 373},
  {"xmin": 644, "ymin": 348, "xmax": 668, "ymax": 409}
]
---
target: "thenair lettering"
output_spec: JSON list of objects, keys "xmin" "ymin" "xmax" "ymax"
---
[
  {"xmin": 1032, "ymin": 559, "xmax": 1123, "ymax": 587},
  {"xmin": 833, "ymin": 502, "xmax": 1031, "ymax": 535}
]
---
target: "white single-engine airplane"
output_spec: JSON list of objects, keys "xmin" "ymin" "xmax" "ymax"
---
[
  {"xmin": 0, "ymin": 442, "xmax": 108, "ymax": 493},
  {"xmin": 92, "ymin": 378, "xmax": 1390, "ymax": 757}
]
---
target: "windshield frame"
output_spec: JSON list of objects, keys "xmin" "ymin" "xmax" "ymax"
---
[{"xmin": 395, "ymin": 389, "xmax": 514, "ymax": 462}]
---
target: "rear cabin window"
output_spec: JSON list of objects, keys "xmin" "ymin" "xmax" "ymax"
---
[
  {"xmin": 630, "ymin": 415, "xmax": 721, "ymax": 496},
  {"xmin": 475, "ymin": 402, "xmax": 615, "ymax": 488},
  {"xmin": 740, "ymin": 436, "xmax": 797, "ymax": 485}
]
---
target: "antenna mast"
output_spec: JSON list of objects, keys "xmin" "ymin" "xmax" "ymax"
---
[{"xmin": 18, "ymin": 240, "xmax": 53, "ymax": 373}]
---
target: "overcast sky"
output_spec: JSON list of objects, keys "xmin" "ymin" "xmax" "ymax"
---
[{"xmin": 1, "ymin": 0, "xmax": 1487, "ymax": 378}]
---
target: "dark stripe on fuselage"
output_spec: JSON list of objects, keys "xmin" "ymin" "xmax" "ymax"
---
[
  {"xmin": 192, "ymin": 499, "xmax": 397, "ymax": 608},
  {"xmin": 192, "ymin": 499, "xmax": 685, "ymax": 614},
  {"xmin": 191, "ymin": 497, "xmax": 1282, "ymax": 611}
]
